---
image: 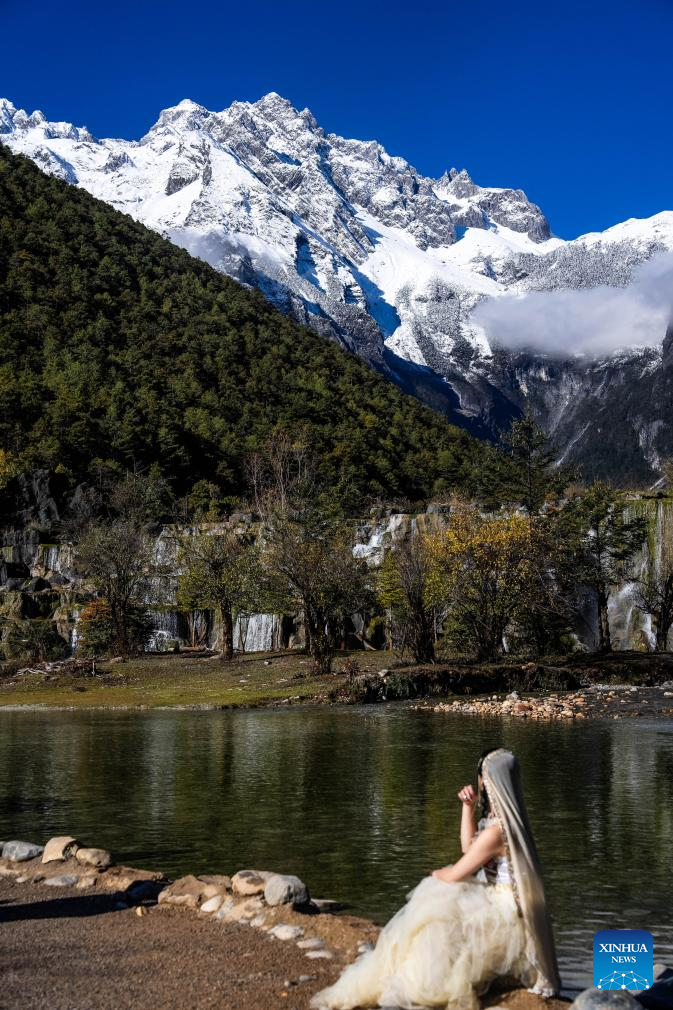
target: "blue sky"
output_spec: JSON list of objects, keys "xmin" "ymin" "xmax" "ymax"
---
[{"xmin": 2, "ymin": 0, "xmax": 671, "ymax": 238}]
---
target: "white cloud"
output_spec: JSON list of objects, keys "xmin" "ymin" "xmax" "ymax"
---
[{"xmin": 472, "ymin": 251, "xmax": 673, "ymax": 357}]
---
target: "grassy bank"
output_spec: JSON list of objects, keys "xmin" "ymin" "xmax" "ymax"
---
[
  {"xmin": 0, "ymin": 649, "xmax": 392, "ymax": 709},
  {"xmin": 1, "ymin": 648, "xmax": 672, "ymax": 710}
]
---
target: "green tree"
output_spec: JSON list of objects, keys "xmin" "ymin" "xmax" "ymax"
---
[
  {"xmin": 497, "ymin": 414, "xmax": 574, "ymax": 513},
  {"xmin": 633, "ymin": 564, "xmax": 673, "ymax": 652},
  {"xmin": 177, "ymin": 529, "xmax": 257, "ymax": 661},
  {"xmin": 73, "ymin": 473, "xmax": 167, "ymax": 657},
  {"xmin": 562, "ymin": 483, "xmax": 648, "ymax": 652},
  {"xmin": 250, "ymin": 432, "xmax": 373, "ymax": 675}
]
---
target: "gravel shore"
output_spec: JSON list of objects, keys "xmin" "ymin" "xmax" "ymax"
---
[
  {"xmin": 0, "ymin": 873, "xmax": 571, "ymax": 1010},
  {"xmin": 413, "ymin": 683, "xmax": 673, "ymax": 721},
  {"xmin": 0, "ymin": 875, "xmax": 345, "ymax": 1010}
]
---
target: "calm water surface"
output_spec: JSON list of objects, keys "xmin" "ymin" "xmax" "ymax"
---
[{"xmin": 1, "ymin": 705, "xmax": 672, "ymax": 991}]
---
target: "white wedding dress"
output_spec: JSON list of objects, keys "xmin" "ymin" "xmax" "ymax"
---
[{"xmin": 311, "ymin": 817, "xmax": 536, "ymax": 1010}]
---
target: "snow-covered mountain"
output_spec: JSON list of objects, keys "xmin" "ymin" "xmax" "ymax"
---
[{"xmin": 2, "ymin": 92, "xmax": 672, "ymax": 481}]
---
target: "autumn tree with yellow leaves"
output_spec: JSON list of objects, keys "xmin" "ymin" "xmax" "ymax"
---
[{"xmin": 425, "ymin": 506, "xmax": 542, "ymax": 661}]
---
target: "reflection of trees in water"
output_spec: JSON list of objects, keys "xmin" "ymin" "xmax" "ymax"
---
[{"xmin": 1, "ymin": 711, "xmax": 672, "ymax": 973}]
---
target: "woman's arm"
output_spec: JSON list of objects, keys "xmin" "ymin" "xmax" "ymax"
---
[
  {"xmin": 432, "ymin": 824, "xmax": 503, "ymax": 883},
  {"xmin": 458, "ymin": 784, "xmax": 478, "ymax": 853}
]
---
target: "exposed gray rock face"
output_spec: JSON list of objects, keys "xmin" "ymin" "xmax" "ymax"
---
[
  {"xmin": 2, "ymin": 92, "xmax": 673, "ymax": 479},
  {"xmin": 264, "ymin": 873, "xmax": 310, "ymax": 907},
  {"xmin": 436, "ymin": 168, "xmax": 550, "ymax": 240},
  {"xmin": 2, "ymin": 840, "xmax": 44, "ymax": 862},
  {"xmin": 572, "ymin": 988, "xmax": 641, "ymax": 1010}
]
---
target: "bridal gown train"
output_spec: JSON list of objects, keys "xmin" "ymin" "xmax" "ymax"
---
[{"xmin": 311, "ymin": 818, "xmax": 536, "ymax": 1010}]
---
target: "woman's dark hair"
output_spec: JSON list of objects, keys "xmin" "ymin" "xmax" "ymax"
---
[{"xmin": 476, "ymin": 747, "xmax": 499, "ymax": 819}]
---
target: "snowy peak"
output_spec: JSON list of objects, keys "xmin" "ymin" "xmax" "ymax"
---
[
  {"xmin": 435, "ymin": 167, "xmax": 550, "ymax": 241},
  {"xmin": 0, "ymin": 99, "xmax": 93, "ymax": 143},
  {"xmin": 2, "ymin": 91, "xmax": 673, "ymax": 480}
]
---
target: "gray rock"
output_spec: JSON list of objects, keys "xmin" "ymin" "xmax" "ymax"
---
[
  {"xmin": 297, "ymin": 937, "xmax": 325, "ymax": 950},
  {"xmin": 572, "ymin": 988, "xmax": 641, "ymax": 1010},
  {"xmin": 44, "ymin": 874, "xmax": 79, "ymax": 887},
  {"xmin": 75, "ymin": 847, "xmax": 111, "ymax": 869},
  {"xmin": 306, "ymin": 949, "xmax": 334, "ymax": 960},
  {"xmin": 214, "ymin": 898, "xmax": 236, "ymax": 919},
  {"xmin": 2, "ymin": 840, "xmax": 44, "ymax": 862},
  {"xmin": 269, "ymin": 924, "xmax": 304, "ymax": 941},
  {"xmin": 264, "ymin": 873, "xmax": 309, "ymax": 907}
]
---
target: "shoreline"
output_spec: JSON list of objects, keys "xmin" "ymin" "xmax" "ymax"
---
[
  {"xmin": 1, "ymin": 685, "xmax": 673, "ymax": 722},
  {"xmin": 0, "ymin": 837, "xmax": 571, "ymax": 1010},
  {"xmin": 1, "ymin": 649, "xmax": 673, "ymax": 721}
]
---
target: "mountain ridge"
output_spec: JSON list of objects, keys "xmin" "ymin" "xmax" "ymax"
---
[{"xmin": 2, "ymin": 92, "xmax": 672, "ymax": 481}]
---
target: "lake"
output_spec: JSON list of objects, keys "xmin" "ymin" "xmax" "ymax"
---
[{"xmin": 1, "ymin": 705, "xmax": 672, "ymax": 992}]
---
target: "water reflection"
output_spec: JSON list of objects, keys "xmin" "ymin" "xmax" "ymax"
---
[{"xmin": 1, "ymin": 706, "xmax": 672, "ymax": 989}]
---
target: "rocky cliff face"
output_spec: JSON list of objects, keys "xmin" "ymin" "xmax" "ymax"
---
[
  {"xmin": 2, "ymin": 499, "xmax": 671, "ymax": 658},
  {"xmin": 2, "ymin": 93, "xmax": 673, "ymax": 480}
]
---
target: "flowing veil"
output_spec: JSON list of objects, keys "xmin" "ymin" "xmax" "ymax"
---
[{"xmin": 482, "ymin": 748, "xmax": 561, "ymax": 997}]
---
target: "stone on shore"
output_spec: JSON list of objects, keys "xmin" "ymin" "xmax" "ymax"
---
[
  {"xmin": 2, "ymin": 841, "xmax": 44, "ymax": 862},
  {"xmin": 297, "ymin": 937, "xmax": 325, "ymax": 950},
  {"xmin": 232, "ymin": 869, "xmax": 273, "ymax": 896},
  {"xmin": 42, "ymin": 836, "xmax": 79, "ymax": 863},
  {"xmin": 269, "ymin": 924, "xmax": 304, "ymax": 941},
  {"xmin": 264, "ymin": 873, "xmax": 310, "ymax": 907},
  {"xmin": 75, "ymin": 847, "xmax": 112, "ymax": 869},
  {"xmin": 158, "ymin": 874, "xmax": 224, "ymax": 909},
  {"xmin": 199, "ymin": 895, "xmax": 224, "ymax": 914},
  {"xmin": 572, "ymin": 989, "xmax": 641, "ymax": 1009},
  {"xmin": 217, "ymin": 896, "xmax": 264, "ymax": 922},
  {"xmin": 44, "ymin": 874, "xmax": 79, "ymax": 887}
]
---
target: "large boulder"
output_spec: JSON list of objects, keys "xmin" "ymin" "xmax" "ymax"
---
[
  {"xmin": 573, "ymin": 989, "xmax": 641, "ymax": 1010},
  {"xmin": 2, "ymin": 841, "xmax": 44, "ymax": 862},
  {"xmin": 75, "ymin": 847, "xmax": 111, "ymax": 869},
  {"xmin": 42, "ymin": 836, "xmax": 79, "ymax": 863},
  {"xmin": 264, "ymin": 873, "xmax": 310, "ymax": 907}
]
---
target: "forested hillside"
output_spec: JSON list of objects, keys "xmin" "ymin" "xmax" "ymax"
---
[{"xmin": 0, "ymin": 146, "xmax": 509, "ymax": 518}]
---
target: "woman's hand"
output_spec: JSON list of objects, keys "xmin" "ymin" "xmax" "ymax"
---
[{"xmin": 457, "ymin": 784, "xmax": 477, "ymax": 806}]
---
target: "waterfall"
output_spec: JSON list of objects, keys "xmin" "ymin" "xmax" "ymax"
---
[
  {"xmin": 146, "ymin": 610, "xmax": 180, "ymax": 652},
  {"xmin": 234, "ymin": 613, "xmax": 277, "ymax": 653}
]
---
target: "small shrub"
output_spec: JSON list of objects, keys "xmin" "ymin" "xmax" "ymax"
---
[
  {"xmin": 341, "ymin": 656, "xmax": 361, "ymax": 679},
  {"xmin": 4, "ymin": 619, "xmax": 70, "ymax": 663}
]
